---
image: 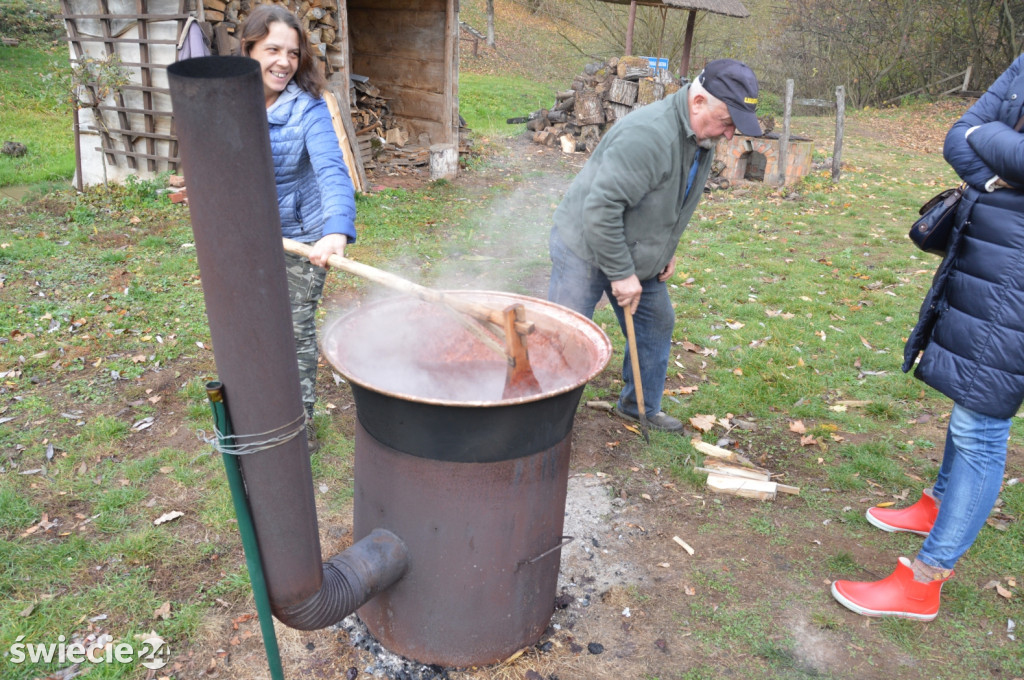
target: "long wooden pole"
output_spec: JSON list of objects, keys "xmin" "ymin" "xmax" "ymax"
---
[
  {"xmin": 281, "ymin": 238, "xmax": 533, "ymax": 336},
  {"xmin": 832, "ymin": 85, "xmax": 845, "ymax": 182},
  {"xmin": 776, "ymin": 78, "xmax": 793, "ymax": 186},
  {"xmin": 624, "ymin": 310, "xmax": 650, "ymax": 443},
  {"xmin": 625, "ymin": 0, "xmax": 637, "ymax": 55},
  {"xmin": 680, "ymin": 10, "xmax": 696, "ymax": 79}
]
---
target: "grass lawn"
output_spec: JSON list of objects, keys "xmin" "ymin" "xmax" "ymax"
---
[
  {"xmin": 0, "ymin": 44, "xmax": 75, "ymax": 187},
  {"xmin": 0, "ymin": 5, "xmax": 1021, "ymax": 679}
]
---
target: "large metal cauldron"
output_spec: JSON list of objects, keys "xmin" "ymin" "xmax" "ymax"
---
[{"xmin": 322, "ymin": 291, "xmax": 611, "ymax": 667}]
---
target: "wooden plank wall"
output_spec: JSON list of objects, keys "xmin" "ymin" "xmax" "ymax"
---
[{"xmin": 348, "ymin": 0, "xmax": 457, "ymax": 146}]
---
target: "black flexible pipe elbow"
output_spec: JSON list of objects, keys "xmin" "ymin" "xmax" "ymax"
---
[{"xmin": 275, "ymin": 528, "xmax": 409, "ymax": 630}]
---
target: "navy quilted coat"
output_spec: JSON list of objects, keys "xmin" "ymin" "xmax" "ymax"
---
[
  {"xmin": 267, "ymin": 82, "xmax": 356, "ymax": 244},
  {"xmin": 903, "ymin": 54, "xmax": 1024, "ymax": 418}
]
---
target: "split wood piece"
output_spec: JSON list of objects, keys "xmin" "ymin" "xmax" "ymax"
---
[
  {"xmin": 501, "ymin": 304, "xmax": 543, "ymax": 399},
  {"xmin": 705, "ymin": 473, "xmax": 799, "ymax": 500},
  {"xmin": 694, "ymin": 464, "xmax": 770, "ymax": 482},
  {"xmin": 533, "ymin": 130, "xmax": 557, "ymax": 146},
  {"xmin": 636, "ymin": 79, "xmax": 665, "ymax": 107},
  {"xmin": 281, "ymin": 239, "xmax": 534, "ymax": 339},
  {"xmin": 574, "ymin": 91, "xmax": 606, "ymax": 125},
  {"xmin": 324, "ymin": 89, "xmax": 364, "ymax": 193},
  {"xmin": 706, "ymin": 474, "xmax": 778, "ymax": 501},
  {"xmin": 690, "ymin": 439, "xmax": 765, "ymax": 473},
  {"xmin": 607, "ymin": 78, "xmax": 638, "ymax": 105},
  {"xmin": 672, "ymin": 535, "xmax": 695, "ymax": 555},
  {"xmin": 704, "ymin": 461, "xmax": 800, "ymax": 494}
]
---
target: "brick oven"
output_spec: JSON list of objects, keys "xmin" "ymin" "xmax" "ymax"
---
[{"xmin": 714, "ymin": 134, "xmax": 814, "ymax": 185}]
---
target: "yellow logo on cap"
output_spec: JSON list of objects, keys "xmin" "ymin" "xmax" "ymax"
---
[{"xmin": 744, "ymin": 97, "xmax": 758, "ymax": 105}]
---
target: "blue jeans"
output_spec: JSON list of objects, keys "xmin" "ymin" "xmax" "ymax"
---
[
  {"xmin": 547, "ymin": 228, "xmax": 674, "ymax": 417},
  {"xmin": 918, "ymin": 403, "xmax": 1010, "ymax": 570}
]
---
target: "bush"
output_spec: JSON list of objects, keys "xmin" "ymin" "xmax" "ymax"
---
[{"xmin": 0, "ymin": 0, "xmax": 64, "ymax": 45}]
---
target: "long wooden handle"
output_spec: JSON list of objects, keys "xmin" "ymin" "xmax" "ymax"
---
[
  {"xmin": 623, "ymin": 309, "xmax": 650, "ymax": 442},
  {"xmin": 282, "ymin": 238, "xmax": 533, "ymax": 335}
]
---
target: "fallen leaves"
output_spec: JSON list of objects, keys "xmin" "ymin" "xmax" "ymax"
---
[
  {"xmin": 664, "ymin": 385, "xmax": 698, "ymax": 396},
  {"xmin": 21, "ymin": 513, "xmax": 58, "ymax": 537},
  {"xmin": 153, "ymin": 510, "xmax": 184, "ymax": 526},
  {"xmin": 983, "ymin": 579, "xmax": 1015, "ymax": 600},
  {"xmin": 689, "ymin": 414, "xmax": 716, "ymax": 432}
]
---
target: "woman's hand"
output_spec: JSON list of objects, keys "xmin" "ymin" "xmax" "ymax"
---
[{"xmin": 308, "ymin": 233, "xmax": 348, "ymax": 267}]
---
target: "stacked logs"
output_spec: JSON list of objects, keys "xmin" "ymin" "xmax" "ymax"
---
[
  {"xmin": 200, "ymin": 1, "xmax": 438, "ymax": 177},
  {"xmin": 203, "ymin": 0, "xmax": 342, "ymax": 74},
  {"xmin": 522, "ymin": 56, "xmax": 681, "ymax": 153},
  {"xmin": 350, "ymin": 79, "xmax": 436, "ymax": 174}
]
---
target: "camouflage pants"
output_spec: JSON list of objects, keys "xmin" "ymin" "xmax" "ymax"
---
[{"xmin": 284, "ymin": 250, "xmax": 327, "ymax": 419}]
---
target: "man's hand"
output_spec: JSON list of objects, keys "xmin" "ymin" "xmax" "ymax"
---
[
  {"xmin": 657, "ymin": 256, "xmax": 677, "ymax": 282},
  {"xmin": 308, "ymin": 233, "xmax": 348, "ymax": 268},
  {"xmin": 611, "ymin": 275, "xmax": 642, "ymax": 315}
]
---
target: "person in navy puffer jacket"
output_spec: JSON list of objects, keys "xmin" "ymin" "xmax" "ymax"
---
[
  {"xmin": 831, "ymin": 55, "xmax": 1024, "ymax": 622},
  {"xmin": 240, "ymin": 4, "xmax": 356, "ymax": 452}
]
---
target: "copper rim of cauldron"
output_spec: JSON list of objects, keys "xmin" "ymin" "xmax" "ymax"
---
[{"xmin": 321, "ymin": 290, "xmax": 612, "ymax": 408}]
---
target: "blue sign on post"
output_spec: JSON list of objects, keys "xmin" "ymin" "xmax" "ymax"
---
[{"xmin": 643, "ymin": 56, "xmax": 670, "ymax": 72}]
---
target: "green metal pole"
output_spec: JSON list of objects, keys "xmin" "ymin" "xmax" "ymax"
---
[{"xmin": 206, "ymin": 381, "xmax": 285, "ymax": 680}]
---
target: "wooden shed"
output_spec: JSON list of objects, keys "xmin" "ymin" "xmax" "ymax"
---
[{"xmin": 61, "ymin": 0, "xmax": 461, "ymax": 187}]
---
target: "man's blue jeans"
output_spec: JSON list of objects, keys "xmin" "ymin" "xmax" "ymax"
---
[
  {"xmin": 918, "ymin": 403, "xmax": 1010, "ymax": 570},
  {"xmin": 547, "ymin": 228, "xmax": 674, "ymax": 417}
]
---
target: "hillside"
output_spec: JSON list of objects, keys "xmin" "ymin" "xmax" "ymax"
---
[{"xmin": 457, "ymin": 0, "xmax": 598, "ymax": 87}]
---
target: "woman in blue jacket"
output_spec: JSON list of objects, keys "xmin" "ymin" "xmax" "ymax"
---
[
  {"xmin": 240, "ymin": 5, "xmax": 356, "ymax": 451},
  {"xmin": 831, "ymin": 55, "xmax": 1024, "ymax": 621}
]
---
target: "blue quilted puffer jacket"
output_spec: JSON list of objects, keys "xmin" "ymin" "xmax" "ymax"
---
[
  {"xmin": 903, "ymin": 53, "xmax": 1024, "ymax": 418},
  {"xmin": 267, "ymin": 82, "xmax": 356, "ymax": 244}
]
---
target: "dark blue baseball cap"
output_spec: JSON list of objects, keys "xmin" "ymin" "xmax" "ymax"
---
[{"xmin": 698, "ymin": 59, "xmax": 763, "ymax": 137}]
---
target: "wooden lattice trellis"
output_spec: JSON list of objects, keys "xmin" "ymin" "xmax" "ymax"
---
[{"xmin": 62, "ymin": 0, "xmax": 196, "ymax": 178}]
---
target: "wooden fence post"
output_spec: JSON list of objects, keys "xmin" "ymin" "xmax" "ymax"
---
[
  {"xmin": 832, "ymin": 85, "xmax": 845, "ymax": 182},
  {"xmin": 776, "ymin": 79, "xmax": 793, "ymax": 186}
]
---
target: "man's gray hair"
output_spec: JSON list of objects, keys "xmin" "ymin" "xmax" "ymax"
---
[{"xmin": 689, "ymin": 76, "xmax": 726, "ymax": 111}]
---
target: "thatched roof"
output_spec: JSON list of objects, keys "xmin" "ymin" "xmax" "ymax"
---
[{"xmin": 596, "ymin": 0, "xmax": 750, "ymax": 19}]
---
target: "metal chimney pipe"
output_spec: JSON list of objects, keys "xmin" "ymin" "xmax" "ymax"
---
[{"xmin": 167, "ymin": 56, "xmax": 407, "ymax": 629}]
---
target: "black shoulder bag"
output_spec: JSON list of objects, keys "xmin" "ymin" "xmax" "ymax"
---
[{"xmin": 909, "ymin": 114, "xmax": 1024, "ymax": 256}]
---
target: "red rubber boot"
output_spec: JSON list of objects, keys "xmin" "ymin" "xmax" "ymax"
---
[
  {"xmin": 865, "ymin": 491, "xmax": 938, "ymax": 536},
  {"xmin": 831, "ymin": 557, "xmax": 952, "ymax": 621}
]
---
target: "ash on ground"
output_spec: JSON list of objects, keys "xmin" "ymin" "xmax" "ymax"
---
[
  {"xmin": 334, "ymin": 615, "xmax": 451, "ymax": 680},
  {"xmin": 558, "ymin": 473, "xmax": 646, "ymax": 598}
]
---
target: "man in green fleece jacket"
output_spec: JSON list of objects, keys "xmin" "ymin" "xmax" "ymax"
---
[{"xmin": 548, "ymin": 59, "xmax": 762, "ymax": 432}]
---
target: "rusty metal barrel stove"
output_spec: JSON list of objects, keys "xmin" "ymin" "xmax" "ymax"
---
[{"xmin": 323, "ymin": 291, "xmax": 610, "ymax": 667}]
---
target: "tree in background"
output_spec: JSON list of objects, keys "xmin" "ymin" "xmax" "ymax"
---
[
  {"xmin": 486, "ymin": 0, "xmax": 495, "ymax": 47},
  {"xmin": 757, "ymin": 0, "xmax": 1023, "ymax": 107},
  {"xmin": 472, "ymin": 0, "xmax": 1022, "ymax": 108}
]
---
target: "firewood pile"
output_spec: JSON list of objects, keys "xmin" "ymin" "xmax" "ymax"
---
[
  {"xmin": 351, "ymin": 79, "xmax": 431, "ymax": 174},
  {"xmin": 690, "ymin": 440, "xmax": 800, "ymax": 501},
  {"xmin": 517, "ymin": 55, "xmax": 682, "ymax": 153},
  {"xmin": 194, "ymin": 0, "xmax": 472, "ymax": 180},
  {"xmin": 351, "ymin": 79, "xmax": 475, "ymax": 177},
  {"xmin": 203, "ymin": 0, "xmax": 343, "ymax": 73},
  {"xmin": 199, "ymin": 0, "xmax": 443, "ymax": 178}
]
